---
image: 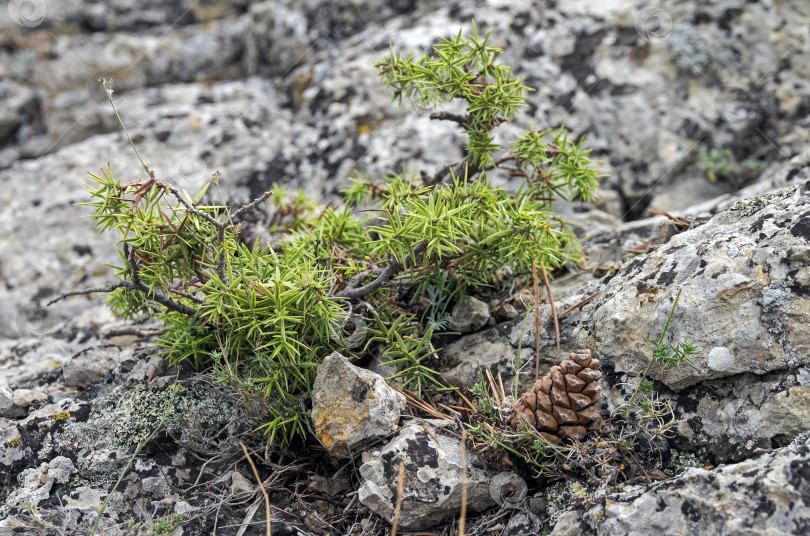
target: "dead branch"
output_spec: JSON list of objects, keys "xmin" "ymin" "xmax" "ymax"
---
[
  {"xmin": 334, "ymin": 242, "xmax": 428, "ymax": 299},
  {"xmin": 430, "ymin": 111, "xmax": 469, "ymax": 127}
]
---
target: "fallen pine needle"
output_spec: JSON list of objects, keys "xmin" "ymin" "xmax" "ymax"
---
[
  {"xmin": 459, "ymin": 429, "xmax": 468, "ymax": 536},
  {"xmin": 558, "ymin": 291, "xmax": 600, "ymax": 319},
  {"xmin": 392, "ymin": 460, "xmax": 405, "ymax": 535},
  {"xmin": 239, "ymin": 441, "xmax": 271, "ymax": 536}
]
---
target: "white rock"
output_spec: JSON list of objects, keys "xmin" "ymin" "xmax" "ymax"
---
[
  {"xmin": 12, "ymin": 388, "xmax": 48, "ymax": 408},
  {"xmin": 358, "ymin": 420, "xmax": 494, "ymax": 530},
  {"xmin": 707, "ymin": 347, "xmax": 735, "ymax": 372}
]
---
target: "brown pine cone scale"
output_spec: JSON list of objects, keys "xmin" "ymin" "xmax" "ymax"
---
[{"xmin": 511, "ymin": 349, "xmax": 605, "ymax": 443}]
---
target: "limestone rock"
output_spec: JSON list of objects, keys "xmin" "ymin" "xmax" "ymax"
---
[
  {"xmin": 0, "ymin": 385, "xmax": 20, "ymax": 418},
  {"xmin": 579, "ymin": 185, "xmax": 810, "ymax": 390},
  {"xmin": 442, "ymin": 322, "xmax": 534, "ymax": 393},
  {"xmin": 3, "ymin": 456, "xmax": 77, "ymax": 511},
  {"xmin": 358, "ymin": 420, "xmax": 494, "ymax": 530},
  {"xmin": 447, "ymin": 296, "xmax": 490, "ymax": 333},
  {"xmin": 312, "ymin": 352, "xmax": 405, "ymax": 458},
  {"xmin": 549, "ymin": 436, "xmax": 810, "ymax": 536},
  {"xmin": 11, "ymin": 388, "xmax": 47, "ymax": 408},
  {"xmin": 671, "ymin": 367, "xmax": 810, "ymax": 461},
  {"xmin": 62, "ymin": 345, "xmax": 125, "ymax": 388}
]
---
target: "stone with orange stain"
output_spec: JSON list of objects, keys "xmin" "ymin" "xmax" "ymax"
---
[{"xmin": 311, "ymin": 352, "xmax": 405, "ymax": 458}]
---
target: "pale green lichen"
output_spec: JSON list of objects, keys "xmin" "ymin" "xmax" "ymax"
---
[
  {"xmin": 544, "ymin": 479, "xmax": 589, "ymax": 529},
  {"xmin": 108, "ymin": 383, "xmax": 239, "ymax": 449},
  {"xmin": 729, "ymin": 189, "xmax": 793, "ymax": 217},
  {"xmin": 667, "ymin": 24, "xmax": 711, "ymax": 77},
  {"xmin": 760, "ymin": 282, "xmax": 792, "ymax": 335},
  {"xmin": 666, "ymin": 449, "xmax": 703, "ymax": 476}
]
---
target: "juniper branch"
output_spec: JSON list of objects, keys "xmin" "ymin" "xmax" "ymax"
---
[
  {"xmin": 334, "ymin": 242, "xmax": 428, "ymax": 299},
  {"xmin": 48, "ymin": 246, "xmax": 198, "ymax": 316},
  {"xmin": 232, "ymin": 190, "xmax": 273, "ymax": 220},
  {"xmin": 47, "ymin": 282, "xmax": 131, "ymax": 305},
  {"xmin": 430, "ymin": 111, "xmax": 469, "ymax": 127},
  {"xmin": 48, "ymin": 280, "xmax": 198, "ymax": 316}
]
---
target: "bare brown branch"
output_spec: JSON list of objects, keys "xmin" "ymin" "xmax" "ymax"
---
[
  {"xmin": 429, "ymin": 111, "xmax": 469, "ymax": 127},
  {"xmin": 334, "ymin": 242, "xmax": 428, "ymax": 300}
]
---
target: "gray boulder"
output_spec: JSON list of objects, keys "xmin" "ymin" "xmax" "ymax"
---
[
  {"xmin": 447, "ymin": 296, "xmax": 490, "ymax": 334},
  {"xmin": 579, "ymin": 184, "xmax": 810, "ymax": 390},
  {"xmin": 62, "ymin": 345, "xmax": 130, "ymax": 388},
  {"xmin": 550, "ymin": 435, "xmax": 810, "ymax": 536},
  {"xmin": 358, "ymin": 419, "xmax": 494, "ymax": 530}
]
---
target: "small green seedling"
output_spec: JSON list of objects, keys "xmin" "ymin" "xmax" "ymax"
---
[{"xmin": 627, "ymin": 289, "xmax": 700, "ymax": 409}]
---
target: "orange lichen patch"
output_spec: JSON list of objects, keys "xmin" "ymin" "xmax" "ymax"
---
[{"xmin": 314, "ymin": 402, "xmax": 372, "ymax": 452}]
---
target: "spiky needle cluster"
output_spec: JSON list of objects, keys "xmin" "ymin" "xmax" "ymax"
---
[{"xmin": 53, "ymin": 26, "xmax": 600, "ymax": 446}]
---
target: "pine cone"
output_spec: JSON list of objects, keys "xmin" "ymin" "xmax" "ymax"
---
[{"xmin": 511, "ymin": 349, "xmax": 604, "ymax": 443}]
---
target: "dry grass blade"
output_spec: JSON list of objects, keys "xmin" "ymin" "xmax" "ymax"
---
[
  {"xmin": 647, "ymin": 208, "xmax": 690, "ymax": 228},
  {"xmin": 540, "ymin": 262, "xmax": 560, "ymax": 355},
  {"xmin": 238, "ymin": 441, "xmax": 271, "ymax": 536},
  {"xmin": 627, "ymin": 450, "xmax": 652, "ymax": 484},
  {"xmin": 390, "ymin": 384, "xmax": 453, "ymax": 421},
  {"xmin": 454, "ymin": 389, "xmax": 477, "ymax": 412},
  {"xmin": 391, "ymin": 460, "xmax": 405, "ymax": 535},
  {"xmin": 235, "ymin": 501, "xmax": 261, "ymax": 536},
  {"xmin": 497, "ymin": 372, "xmax": 507, "ymax": 401},
  {"xmin": 532, "ymin": 260, "xmax": 542, "ymax": 382},
  {"xmin": 484, "ymin": 367, "xmax": 500, "ymax": 403},
  {"xmin": 459, "ymin": 429, "xmax": 468, "ymax": 536}
]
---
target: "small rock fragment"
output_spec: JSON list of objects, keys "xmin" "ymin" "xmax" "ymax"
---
[
  {"xmin": 63, "ymin": 346, "xmax": 121, "ymax": 388},
  {"xmin": 12, "ymin": 388, "xmax": 48, "ymax": 408},
  {"xmin": 448, "ymin": 296, "xmax": 491, "ymax": 333},
  {"xmin": 312, "ymin": 352, "xmax": 405, "ymax": 458}
]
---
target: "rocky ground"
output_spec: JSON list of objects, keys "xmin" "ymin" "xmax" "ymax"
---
[{"xmin": 1, "ymin": 0, "xmax": 810, "ymax": 534}]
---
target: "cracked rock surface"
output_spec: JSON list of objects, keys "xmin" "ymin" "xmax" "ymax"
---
[
  {"xmin": 358, "ymin": 419, "xmax": 494, "ymax": 530},
  {"xmin": 550, "ymin": 434, "xmax": 810, "ymax": 536},
  {"xmin": 579, "ymin": 184, "xmax": 810, "ymax": 390},
  {"xmin": 3, "ymin": 0, "xmax": 810, "ymax": 533}
]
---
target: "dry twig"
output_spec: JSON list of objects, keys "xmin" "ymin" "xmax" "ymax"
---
[
  {"xmin": 540, "ymin": 262, "xmax": 560, "ymax": 355},
  {"xmin": 391, "ymin": 460, "xmax": 405, "ymax": 536},
  {"xmin": 459, "ymin": 429, "xmax": 468, "ymax": 536},
  {"xmin": 238, "ymin": 442, "xmax": 271, "ymax": 536},
  {"xmin": 531, "ymin": 260, "xmax": 542, "ymax": 381}
]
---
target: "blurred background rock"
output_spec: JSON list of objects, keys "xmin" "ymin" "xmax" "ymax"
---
[{"xmin": 1, "ymin": 0, "xmax": 808, "ymax": 339}]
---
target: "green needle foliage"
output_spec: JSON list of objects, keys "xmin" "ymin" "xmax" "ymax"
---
[
  {"xmin": 377, "ymin": 24, "xmax": 526, "ymax": 168},
  {"xmin": 57, "ymin": 25, "xmax": 601, "ymax": 447},
  {"xmin": 626, "ymin": 289, "xmax": 701, "ymax": 410}
]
